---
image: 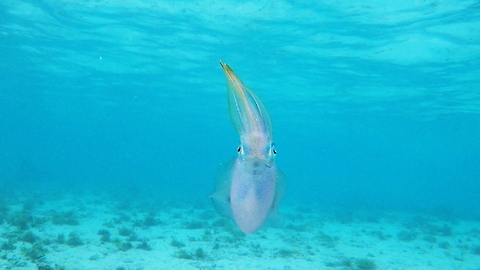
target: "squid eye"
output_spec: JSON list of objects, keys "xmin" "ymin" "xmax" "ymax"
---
[
  {"xmin": 270, "ymin": 143, "xmax": 277, "ymax": 155},
  {"xmin": 237, "ymin": 147, "xmax": 241, "ymax": 153}
]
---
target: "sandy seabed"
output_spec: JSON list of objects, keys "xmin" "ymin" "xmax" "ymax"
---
[{"xmin": 1, "ymin": 194, "xmax": 479, "ymax": 270}]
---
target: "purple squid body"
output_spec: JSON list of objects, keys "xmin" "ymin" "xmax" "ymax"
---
[{"xmin": 211, "ymin": 61, "xmax": 281, "ymax": 234}]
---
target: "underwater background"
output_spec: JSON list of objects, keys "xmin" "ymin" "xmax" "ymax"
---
[{"xmin": 1, "ymin": 0, "xmax": 480, "ymax": 269}]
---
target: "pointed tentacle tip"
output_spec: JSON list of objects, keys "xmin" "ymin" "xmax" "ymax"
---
[
  {"xmin": 219, "ymin": 61, "xmax": 233, "ymax": 73},
  {"xmin": 219, "ymin": 61, "xmax": 226, "ymax": 68}
]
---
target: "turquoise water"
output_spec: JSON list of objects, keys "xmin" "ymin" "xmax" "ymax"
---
[{"xmin": 1, "ymin": 0, "xmax": 480, "ymax": 229}]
